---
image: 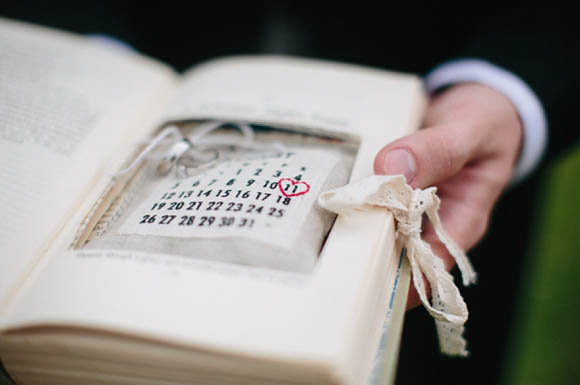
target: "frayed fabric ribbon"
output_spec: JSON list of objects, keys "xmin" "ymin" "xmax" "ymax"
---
[{"xmin": 318, "ymin": 175, "xmax": 477, "ymax": 356}]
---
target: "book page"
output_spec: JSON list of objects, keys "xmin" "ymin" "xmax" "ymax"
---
[
  {"xmin": 0, "ymin": 18, "xmax": 176, "ymax": 308},
  {"xmin": 1, "ymin": 56, "xmax": 424, "ymax": 384}
]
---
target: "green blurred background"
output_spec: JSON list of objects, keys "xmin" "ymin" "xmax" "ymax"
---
[{"xmin": 501, "ymin": 142, "xmax": 580, "ymax": 385}]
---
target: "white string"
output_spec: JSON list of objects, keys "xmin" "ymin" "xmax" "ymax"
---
[
  {"xmin": 113, "ymin": 121, "xmax": 285, "ymax": 177},
  {"xmin": 113, "ymin": 125, "xmax": 183, "ymax": 176}
]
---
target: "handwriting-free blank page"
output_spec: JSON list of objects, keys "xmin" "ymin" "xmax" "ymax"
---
[{"xmin": 0, "ymin": 18, "xmax": 176, "ymax": 307}]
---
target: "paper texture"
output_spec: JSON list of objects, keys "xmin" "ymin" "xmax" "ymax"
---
[
  {"xmin": 165, "ymin": 56, "xmax": 420, "ymax": 140},
  {"xmin": 0, "ymin": 18, "xmax": 175, "ymax": 307}
]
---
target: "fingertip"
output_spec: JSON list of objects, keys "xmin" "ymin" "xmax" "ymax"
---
[{"xmin": 374, "ymin": 146, "xmax": 417, "ymax": 185}]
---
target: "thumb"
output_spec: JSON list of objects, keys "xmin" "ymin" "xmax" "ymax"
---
[{"xmin": 374, "ymin": 124, "xmax": 481, "ymax": 188}]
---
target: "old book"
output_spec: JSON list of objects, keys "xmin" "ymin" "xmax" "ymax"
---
[{"xmin": 0, "ymin": 17, "xmax": 424, "ymax": 385}]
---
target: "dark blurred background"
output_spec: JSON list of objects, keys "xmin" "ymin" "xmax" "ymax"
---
[{"xmin": 1, "ymin": 2, "xmax": 579, "ymax": 384}]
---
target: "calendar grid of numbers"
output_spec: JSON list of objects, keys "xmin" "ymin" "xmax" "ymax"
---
[{"xmin": 118, "ymin": 148, "xmax": 340, "ymax": 249}]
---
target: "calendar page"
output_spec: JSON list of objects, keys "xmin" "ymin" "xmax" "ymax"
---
[
  {"xmin": 117, "ymin": 148, "xmax": 338, "ymax": 249},
  {"xmin": 84, "ymin": 128, "xmax": 355, "ymax": 273}
]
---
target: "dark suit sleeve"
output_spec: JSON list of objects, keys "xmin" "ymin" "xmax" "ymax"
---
[{"xmin": 458, "ymin": 9, "xmax": 580, "ymax": 160}]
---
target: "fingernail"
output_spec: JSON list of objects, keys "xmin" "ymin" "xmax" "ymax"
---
[{"xmin": 383, "ymin": 149, "xmax": 416, "ymax": 183}]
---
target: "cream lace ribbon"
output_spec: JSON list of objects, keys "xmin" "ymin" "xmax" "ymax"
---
[{"xmin": 318, "ymin": 175, "xmax": 477, "ymax": 356}]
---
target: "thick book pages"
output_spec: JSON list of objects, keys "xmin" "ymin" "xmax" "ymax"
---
[{"xmin": 0, "ymin": 18, "xmax": 425, "ymax": 385}]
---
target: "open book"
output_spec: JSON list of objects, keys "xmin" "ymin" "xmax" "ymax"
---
[{"xmin": 0, "ymin": 18, "xmax": 425, "ymax": 385}]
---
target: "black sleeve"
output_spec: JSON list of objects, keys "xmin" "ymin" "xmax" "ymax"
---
[{"xmin": 458, "ymin": 9, "xmax": 580, "ymax": 160}]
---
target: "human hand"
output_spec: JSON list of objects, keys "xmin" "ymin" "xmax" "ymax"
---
[{"xmin": 374, "ymin": 83, "xmax": 523, "ymax": 309}]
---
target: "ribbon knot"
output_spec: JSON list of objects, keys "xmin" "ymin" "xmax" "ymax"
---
[
  {"xmin": 319, "ymin": 175, "xmax": 477, "ymax": 356},
  {"xmin": 392, "ymin": 189, "xmax": 434, "ymax": 239},
  {"xmin": 395, "ymin": 216, "xmax": 421, "ymax": 239}
]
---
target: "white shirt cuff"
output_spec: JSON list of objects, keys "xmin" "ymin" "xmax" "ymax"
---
[{"xmin": 424, "ymin": 59, "xmax": 548, "ymax": 183}]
